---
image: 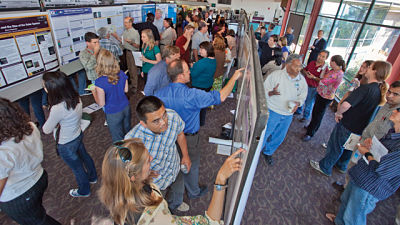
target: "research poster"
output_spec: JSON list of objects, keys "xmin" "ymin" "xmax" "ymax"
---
[
  {"xmin": 0, "ymin": 0, "xmax": 40, "ymax": 8},
  {"xmin": 123, "ymin": 4, "xmax": 143, "ymax": 23},
  {"xmin": 0, "ymin": 14, "xmax": 59, "ymax": 89},
  {"xmin": 168, "ymin": 4, "xmax": 177, "ymax": 24},
  {"xmin": 49, "ymin": 8, "xmax": 95, "ymax": 65},
  {"xmin": 141, "ymin": 4, "xmax": 156, "ymax": 22},
  {"xmin": 92, "ymin": 6, "xmax": 124, "ymax": 43},
  {"xmin": 43, "ymin": 0, "xmax": 98, "ymax": 7}
]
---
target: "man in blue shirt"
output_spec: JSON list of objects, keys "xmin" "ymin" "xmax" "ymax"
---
[
  {"xmin": 155, "ymin": 59, "xmax": 243, "ymax": 199},
  {"xmin": 124, "ymin": 96, "xmax": 191, "ymax": 212},
  {"xmin": 284, "ymin": 26, "xmax": 294, "ymax": 46},
  {"xmin": 144, "ymin": 46, "xmax": 180, "ymax": 96}
]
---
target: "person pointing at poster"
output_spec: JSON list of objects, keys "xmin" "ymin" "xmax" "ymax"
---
[{"xmin": 111, "ymin": 17, "xmax": 141, "ymax": 94}]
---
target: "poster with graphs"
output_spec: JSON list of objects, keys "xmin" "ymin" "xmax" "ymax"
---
[
  {"xmin": 48, "ymin": 8, "xmax": 95, "ymax": 65},
  {"xmin": 0, "ymin": 13, "xmax": 59, "ymax": 89}
]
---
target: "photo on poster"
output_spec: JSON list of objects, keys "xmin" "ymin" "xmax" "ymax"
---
[
  {"xmin": 0, "ymin": 37, "xmax": 22, "ymax": 67},
  {"xmin": 22, "ymin": 52, "xmax": 45, "ymax": 76},
  {"xmin": 2, "ymin": 63, "xmax": 28, "ymax": 84},
  {"xmin": 15, "ymin": 34, "xmax": 39, "ymax": 55}
]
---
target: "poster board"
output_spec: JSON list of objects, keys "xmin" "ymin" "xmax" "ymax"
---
[
  {"xmin": 155, "ymin": 4, "xmax": 177, "ymax": 24},
  {"xmin": 141, "ymin": 4, "xmax": 155, "ymax": 22},
  {"xmin": 48, "ymin": 8, "xmax": 95, "ymax": 65},
  {"xmin": 0, "ymin": 0, "xmax": 40, "ymax": 8},
  {"xmin": 92, "ymin": 6, "xmax": 124, "ymax": 43},
  {"xmin": 43, "ymin": 0, "xmax": 98, "ymax": 7},
  {"xmin": 0, "ymin": 13, "xmax": 59, "ymax": 92},
  {"xmin": 123, "ymin": 4, "xmax": 143, "ymax": 23}
]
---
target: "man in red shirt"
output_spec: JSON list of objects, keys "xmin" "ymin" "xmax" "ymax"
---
[
  {"xmin": 175, "ymin": 25, "xmax": 194, "ymax": 64},
  {"xmin": 296, "ymin": 50, "xmax": 330, "ymax": 122}
]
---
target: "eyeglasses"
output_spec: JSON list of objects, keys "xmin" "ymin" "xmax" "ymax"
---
[{"xmin": 113, "ymin": 140, "xmax": 132, "ymax": 163}]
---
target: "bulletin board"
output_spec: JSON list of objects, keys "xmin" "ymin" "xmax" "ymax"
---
[
  {"xmin": 123, "ymin": 4, "xmax": 143, "ymax": 23},
  {"xmin": 92, "ymin": 6, "xmax": 124, "ymax": 43},
  {"xmin": 0, "ymin": 13, "xmax": 59, "ymax": 90},
  {"xmin": 48, "ymin": 8, "xmax": 95, "ymax": 65}
]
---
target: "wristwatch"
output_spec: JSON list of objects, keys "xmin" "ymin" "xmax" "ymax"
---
[{"xmin": 214, "ymin": 183, "xmax": 227, "ymax": 191}]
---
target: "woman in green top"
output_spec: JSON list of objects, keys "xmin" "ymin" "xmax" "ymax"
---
[
  {"xmin": 141, "ymin": 29, "xmax": 161, "ymax": 83},
  {"xmin": 190, "ymin": 41, "xmax": 217, "ymax": 126}
]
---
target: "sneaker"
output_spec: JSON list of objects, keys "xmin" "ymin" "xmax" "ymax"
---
[
  {"xmin": 69, "ymin": 189, "xmax": 90, "ymax": 197},
  {"xmin": 334, "ymin": 165, "xmax": 346, "ymax": 174},
  {"xmin": 89, "ymin": 179, "xmax": 97, "ymax": 184},
  {"xmin": 80, "ymin": 91, "xmax": 92, "ymax": 96},
  {"xmin": 322, "ymin": 143, "xmax": 328, "ymax": 149},
  {"xmin": 104, "ymin": 120, "xmax": 108, "ymax": 126},
  {"xmin": 176, "ymin": 202, "xmax": 190, "ymax": 212},
  {"xmin": 299, "ymin": 118, "xmax": 307, "ymax": 122},
  {"xmin": 188, "ymin": 185, "xmax": 209, "ymax": 199},
  {"xmin": 262, "ymin": 154, "xmax": 273, "ymax": 165},
  {"xmin": 309, "ymin": 160, "xmax": 330, "ymax": 176},
  {"xmin": 302, "ymin": 135, "xmax": 312, "ymax": 142}
]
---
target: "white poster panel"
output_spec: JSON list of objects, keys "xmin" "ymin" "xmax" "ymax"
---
[
  {"xmin": 36, "ymin": 31, "xmax": 58, "ymax": 63},
  {"xmin": 22, "ymin": 52, "xmax": 45, "ymax": 76},
  {"xmin": 0, "ymin": 37, "xmax": 21, "ymax": 67},
  {"xmin": 123, "ymin": 5, "xmax": 143, "ymax": 23},
  {"xmin": 2, "ymin": 63, "xmax": 28, "ymax": 84},
  {"xmin": 15, "ymin": 34, "xmax": 39, "ymax": 55},
  {"xmin": 92, "ymin": 6, "xmax": 124, "ymax": 43},
  {"xmin": 0, "ymin": 71, "xmax": 6, "ymax": 87}
]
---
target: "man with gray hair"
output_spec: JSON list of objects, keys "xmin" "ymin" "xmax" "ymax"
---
[
  {"xmin": 191, "ymin": 21, "xmax": 210, "ymax": 62},
  {"xmin": 98, "ymin": 27, "xmax": 123, "ymax": 61},
  {"xmin": 153, "ymin": 9, "xmax": 164, "ymax": 33},
  {"xmin": 261, "ymin": 54, "xmax": 308, "ymax": 165}
]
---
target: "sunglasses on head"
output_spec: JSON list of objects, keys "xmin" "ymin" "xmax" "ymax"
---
[{"xmin": 113, "ymin": 140, "xmax": 132, "ymax": 163}]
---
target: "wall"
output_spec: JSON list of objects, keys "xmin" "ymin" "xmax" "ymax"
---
[{"xmin": 208, "ymin": 0, "xmax": 282, "ymax": 22}]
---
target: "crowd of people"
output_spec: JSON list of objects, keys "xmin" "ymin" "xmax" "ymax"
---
[{"xmin": 0, "ymin": 7, "xmax": 399, "ymax": 225}]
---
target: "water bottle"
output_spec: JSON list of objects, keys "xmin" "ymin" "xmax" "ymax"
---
[{"xmin": 181, "ymin": 164, "xmax": 189, "ymax": 174}]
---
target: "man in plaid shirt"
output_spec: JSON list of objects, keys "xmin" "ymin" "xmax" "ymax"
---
[
  {"xmin": 124, "ymin": 96, "xmax": 191, "ymax": 212},
  {"xmin": 97, "ymin": 27, "xmax": 123, "ymax": 62}
]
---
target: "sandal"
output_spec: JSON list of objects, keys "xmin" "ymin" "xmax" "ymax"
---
[{"xmin": 325, "ymin": 213, "xmax": 336, "ymax": 223}]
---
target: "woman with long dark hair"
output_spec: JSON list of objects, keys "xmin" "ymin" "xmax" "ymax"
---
[
  {"xmin": 99, "ymin": 138, "xmax": 244, "ymax": 225},
  {"xmin": 42, "ymin": 71, "xmax": 97, "ymax": 197},
  {"xmin": 0, "ymin": 97, "xmax": 60, "ymax": 224}
]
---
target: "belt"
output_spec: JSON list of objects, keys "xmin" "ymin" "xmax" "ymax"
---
[{"xmin": 184, "ymin": 132, "xmax": 198, "ymax": 136}]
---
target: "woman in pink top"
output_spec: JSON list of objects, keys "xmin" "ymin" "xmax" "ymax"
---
[{"xmin": 303, "ymin": 55, "xmax": 345, "ymax": 141}]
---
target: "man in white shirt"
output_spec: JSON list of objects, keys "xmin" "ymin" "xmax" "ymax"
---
[
  {"xmin": 191, "ymin": 21, "xmax": 210, "ymax": 62},
  {"xmin": 153, "ymin": 9, "xmax": 164, "ymax": 34},
  {"xmin": 261, "ymin": 54, "xmax": 308, "ymax": 165}
]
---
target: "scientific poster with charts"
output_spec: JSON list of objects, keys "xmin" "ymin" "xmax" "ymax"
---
[
  {"xmin": 49, "ymin": 8, "xmax": 95, "ymax": 65},
  {"xmin": 43, "ymin": 0, "xmax": 98, "ymax": 7},
  {"xmin": 0, "ymin": 13, "xmax": 59, "ymax": 89},
  {"xmin": 92, "ymin": 6, "xmax": 124, "ymax": 43},
  {"xmin": 123, "ymin": 5, "xmax": 143, "ymax": 24}
]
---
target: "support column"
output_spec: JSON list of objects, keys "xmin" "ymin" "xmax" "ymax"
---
[
  {"xmin": 280, "ymin": 0, "xmax": 292, "ymax": 37},
  {"xmin": 299, "ymin": 0, "xmax": 323, "ymax": 62},
  {"xmin": 386, "ymin": 35, "xmax": 400, "ymax": 84}
]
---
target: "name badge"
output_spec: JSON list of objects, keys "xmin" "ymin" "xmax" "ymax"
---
[{"xmin": 317, "ymin": 68, "xmax": 321, "ymax": 72}]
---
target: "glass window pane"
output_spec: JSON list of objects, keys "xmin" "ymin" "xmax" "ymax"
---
[
  {"xmin": 291, "ymin": 0, "xmax": 298, "ymax": 12},
  {"xmin": 306, "ymin": 0, "xmax": 315, "ymax": 14},
  {"xmin": 297, "ymin": 0, "xmax": 308, "ymax": 13},
  {"xmin": 320, "ymin": 0, "xmax": 341, "ymax": 17},
  {"xmin": 304, "ymin": 16, "xmax": 334, "ymax": 61},
  {"xmin": 337, "ymin": 0, "xmax": 371, "ymax": 21},
  {"xmin": 326, "ymin": 20, "xmax": 363, "ymax": 62},
  {"xmin": 368, "ymin": 1, "xmax": 400, "ymax": 27}
]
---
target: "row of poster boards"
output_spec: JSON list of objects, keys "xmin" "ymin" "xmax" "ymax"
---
[
  {"xmin": 0, "ymin": 3, "xmax": 177, "ymax": 96},
  {"xmin": 0, "ymin": 0, "xmax": 99, "ymax": 9}
]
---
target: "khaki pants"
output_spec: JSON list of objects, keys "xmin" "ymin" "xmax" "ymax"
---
[{"xmin": 125, "ymin": 50, "xmax": 138, "ymax": 92}]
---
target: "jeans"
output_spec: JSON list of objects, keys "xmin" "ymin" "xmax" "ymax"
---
[
  {"xmin": 68, "ymin": 70, "xmax": 87, "ymax": 95},
  {"xmin": 183, "ymin": 133, "xmax": 201, "ymax": 197},
  {"xmin": 18, "ymin": 90, "xmax": 46, "ymax": 127},
  {"xmin": 105, "ymin": 105, "xmax": 131, "ymax": 142},
  {"xmin": 164, "ymin": 172, "xmax": 185, "ymax": 210},
  {"xmin": 335, "ymin": 181, "xmax": 379, "ymax": 225},
  {"xmin": 299, "ymin": 86, "xmax": 317, "ymax": 120},
  {"xmin": 57, "ymin": 132, "xmax": 97, "ymax": 195},
  {"xmin": 319, "ymin": 122, "xmax": 353, "ymax": 175},
  {"xmin": 306, "ymin": 94, "xmax": 332, "ymax": 137},
  {"xmin": 262, "ymin": 109, "xmax": 293, "ymax": 156},
  {"xmin": 0, "ymin": 170, "xmax": 61, "ymax": 225}
]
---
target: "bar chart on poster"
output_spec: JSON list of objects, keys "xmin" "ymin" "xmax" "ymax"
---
[
  {"xmin": 0, "ymin": 13, "xmax": 59, "ymax": 91},
  {"xmin": 48, "ymin": 8, "xmax": 95, "ymax": 65}
]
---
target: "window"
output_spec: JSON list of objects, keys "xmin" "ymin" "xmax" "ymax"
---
[
  {"xmin": 337, "ymin": 0, "xmax": 371, "ymax": 21},
  {"xmin": 320, "ymin": 0, "xmax": 341, "ymax": 17}
]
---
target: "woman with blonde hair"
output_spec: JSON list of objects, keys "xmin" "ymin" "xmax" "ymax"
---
[
  {"xmin": 310, "ymin": 60, "xmax": 392, "ymax": 177},
  {"xmin": 99, "ymin": 138, "xmax": 244, "ymax": 225},
  {"xmin": 92, "ymin": 49, "xmax": 131, "ymax": 142},
  {"xmin": 141, "ymin": 29, "xmax": 162, "ymax": 83}
]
